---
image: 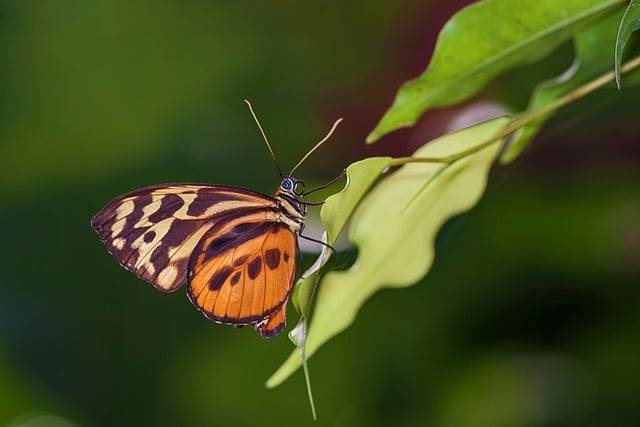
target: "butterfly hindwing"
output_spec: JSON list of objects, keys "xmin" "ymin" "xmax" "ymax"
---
[
  {"xmin": 91, "ymin": 184, "xmax": 275, "ymax": 292},
  {"xmin": 187, "ymin": 221, "xmax": 297, "ymax": 337},
  {"xmin": 255, "ymin": 302, "xmax": 288, "ymax": 338}
]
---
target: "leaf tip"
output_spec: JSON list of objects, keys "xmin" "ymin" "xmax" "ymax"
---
[
  {"xmin": 498, "ymin": 150, "xmax": 517, "ymax": 165},
  {"xmin": 265, "ymin": 369, "xmax": 286, "ymax": 389},
  {"xmin": 366, "ymin": 120, "xmax": 392, "ymax": 143},
  {"xmin": 265, "ymin": 349, "xmax": 304, "ymax": 389},
  {"xmin": 365, "ymin": 131, "xmax": 379, "ymax": 144},
  {"xmin": 264, "ymin": 377, "xmax": 278, "ymax": 389},
  {"xmin": 366, "ymin": 114, "xmax": 409, "ymax": 144}
]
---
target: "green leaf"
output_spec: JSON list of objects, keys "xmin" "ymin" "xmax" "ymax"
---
[
  {"xmin": 366, "ymin": 0, "xmax": 625, "ymax": 143},
  {"xmin": 502, "ymin": 10, "xmax": 633, "ymax": 163},
  {"xmin": 283, "ymin": 157, "xmax": 392, "ymax": 417},
  {"xmin": 616, "ymin": 0, "xmax": 640, "ymax": 88},
  {"xmin": 293, "ymin": 157, "xmax": 392, "ymax": 318},
  {"xmin": 320, "ymin": 158, "xmax": 394, "ymax": 245},
  {"xmin": 267, "ymin": 117, "xmax": 509, "ymax": 388}
]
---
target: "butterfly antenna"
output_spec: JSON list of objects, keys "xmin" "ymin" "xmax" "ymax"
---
[
  {"xmin": 244, "ymin": 99, "xmax": 284, "ymax": 179},
  {"xmin": 289, "ymin": 118, "xmax": 343, "ymax": 176}
]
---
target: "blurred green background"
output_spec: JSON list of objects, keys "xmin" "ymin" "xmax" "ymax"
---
[{"xmin": 1, "ymin": 1, "xmax": 639, "ymax": 426}]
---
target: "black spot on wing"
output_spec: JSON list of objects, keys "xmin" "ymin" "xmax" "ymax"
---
[
  {"xmin": 230, "ymin": 271, "xmax": 242, "ymax": 286},
  {"xmin": 247, "ymin": 257, "xmax": 262, "ymax": 279},
  {"xmin": 233, "ymin": 254, "xmax": 249, "ymax": 267},
  {"xmin": 265, "ymin": 248, "xmax": 280, "ymax": 270},
  {"xmin": 209, "ymin": 267, "xmax": 233, "ymax": 290},
  {"xmin": 143, "ymin": 231, "xmax": 156, "ymax": 243}
]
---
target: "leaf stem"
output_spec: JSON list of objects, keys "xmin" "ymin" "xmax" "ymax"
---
[
  {"xmin": 509, "ymin": 53, "xmax": 640, "ymax": 129},
  {"xmin": 389, "ymin": 156, "xmax": 450, "ymax": 166},
  {"xmin": 300, "ymin": 346, "xmax": 317, "ymax": 421},
  {"xmin": 390, "ymin": 53, "xmax": 640, "ymax": 167},
  {"xmin": 288, "ymin": 319, "xmax": 317, "ymax": 420}
]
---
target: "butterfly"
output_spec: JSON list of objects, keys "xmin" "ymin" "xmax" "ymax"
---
[{"xmin": 91, "ymin": 100, "xmax": 342, "ymax": 338}]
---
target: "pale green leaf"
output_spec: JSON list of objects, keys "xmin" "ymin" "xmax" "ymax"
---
[
  {"xmin": 502, "ymin": 10, "xmax": 636, "ymax": 163},
  {"xmin": 616, "ymin": 0, "xmax": 640, "ymax": 88},
  {"xmin": 320, "ymin": 157, "xmax": 394, "ymax": 245},
  {"xmin": 367, "ymin": 0, "xmax": 625, "ymax": 143},
  {"xmin": 293, "ymin": 157, "xmax": 392, "ymax": 317},
  {"xmin": 285, "ymin": 156, "xmax": 392, "ymax": 416},
  {"xmin": 291, "ymin": 241, "xmax": 329, "ymax": 318},
  {"xmin": 268, "ymin": 118, "xmax": 509, "ymax": 387}
]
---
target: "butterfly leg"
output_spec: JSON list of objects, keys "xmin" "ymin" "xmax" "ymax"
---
[{"xmin": 298, "ymin": 232, "xmax": 336, "ymax": 253}]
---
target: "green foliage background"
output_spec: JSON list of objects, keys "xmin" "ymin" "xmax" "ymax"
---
[{"xmin": 0, "ymin": 1, "xmax": 639, "ymax": 426}]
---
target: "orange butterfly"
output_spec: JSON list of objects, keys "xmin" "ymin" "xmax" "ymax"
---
[{"xmin": 92, "ymin": 101, "xmax": 341, "ymax": 338}]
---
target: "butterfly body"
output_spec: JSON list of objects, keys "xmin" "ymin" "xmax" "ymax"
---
[{"xmin": 92, "ymin": 176, "xmax": 308, "ymax": 338}]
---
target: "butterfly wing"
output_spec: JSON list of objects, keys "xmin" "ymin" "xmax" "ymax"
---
[
  {"xmin": 255, "ymin": 304, "xmax": 288, "ymax": 338},
  {"xmin": 91, "ymin": 184, "xmax": 276, "ymax": 292},
  {"xmin": 187, "ymin": 222, "xmax": 297, "ymax": 338}
]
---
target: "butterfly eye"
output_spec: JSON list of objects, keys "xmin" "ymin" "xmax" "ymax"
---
[{"xmin": 280, "ymin": 179, "xmax": 293, "ymax": 191}]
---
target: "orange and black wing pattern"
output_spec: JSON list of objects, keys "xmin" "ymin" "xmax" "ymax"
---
[
  {"xmin": 91, "ymin": 183, "xmax": 297, "ymax": 337},
  {"xmin": 187, "ymin": 222, "xmax": 297, "ymax": 338},
  {"xmin": 91, "ymin": 184, "xmax": 275, "ymax": 292}
]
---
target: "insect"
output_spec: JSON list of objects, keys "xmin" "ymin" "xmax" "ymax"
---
[{"xmin": 91, "ymin": 100, "xmax": 342, "ymax": 338}]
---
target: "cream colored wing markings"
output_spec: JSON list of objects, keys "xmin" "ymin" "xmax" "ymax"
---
[
  {"xmin": 154, "ymin": 224, "xmax": 216, "ymax": 290},
  {"xmin": 92, "ymin": 183, "xmax": 302, "ymax": 337},
  {"xmin": 173, "ymin": 194, "xmax": 263, "ymax": 221},
  {"xmin": 130, "ymin": 218, "xmax": 215, "ymax": 290},
  {"xmin": 109, "ymin": 189, "xmax": 265, "ymax": 239},
  {"xmin": 110, "ymin": 199, "xmax": 135, "ymax": 239},
  {"xmin": 92, "ymin": 184, "xmax": 277, "ymax": 293},
  {"xmin": 103, "ymin": 184, "xmax": 272, "ymax": 237}
]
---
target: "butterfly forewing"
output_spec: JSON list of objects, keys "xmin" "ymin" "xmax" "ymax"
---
[{"xmin": 91, "ymin": 184, "xmax": 276, "ymax": 292}]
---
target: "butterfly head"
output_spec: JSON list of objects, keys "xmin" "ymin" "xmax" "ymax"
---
[
  {"xmin": 279, "ymin": 176, "xmax": 305, "ymax": 196},
  {"xmin": 276, "ymin": 176, "xmax": 307, "ymax": 219}
]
